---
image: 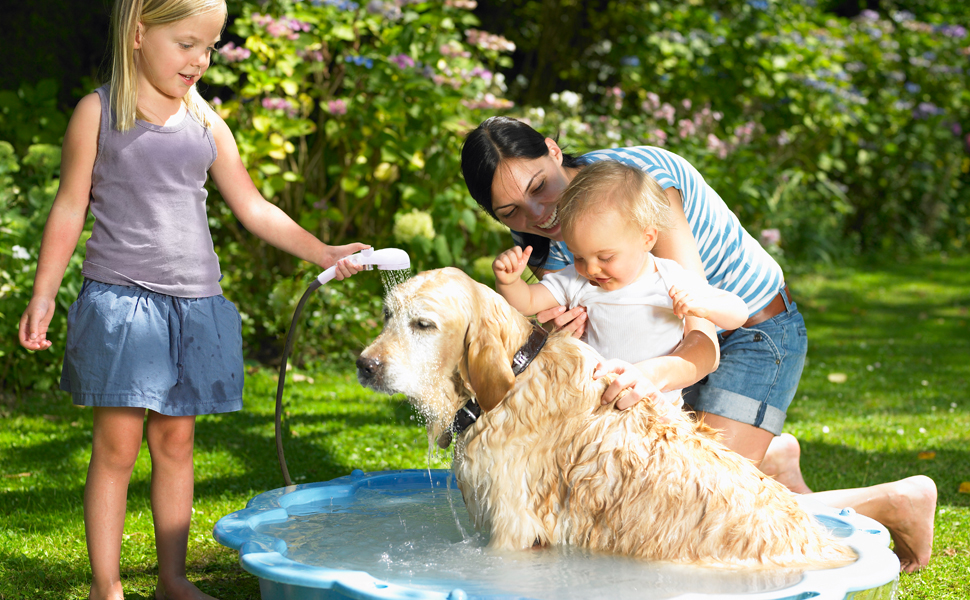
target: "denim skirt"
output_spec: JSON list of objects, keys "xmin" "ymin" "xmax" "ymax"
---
[{"xmin": 60, "ymin": 279, "xmax": 244, "ymax": 416}]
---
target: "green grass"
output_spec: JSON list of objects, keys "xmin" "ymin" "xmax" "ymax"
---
[{"xmin": 2, "ymin": 254, "xmax": 969, "ymax": 599}]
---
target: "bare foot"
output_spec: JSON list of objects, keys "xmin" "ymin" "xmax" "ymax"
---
[
  {"xmin": 759, "ymin": 433, "xmax": 813, "ymax": 494},
  {"xmin": 880, "ymin": 475, "xmax": 937, "ymax": 573},
  {"xmin": 89, "ymin": 579, "xmax": 124, "ymax": 600},
  {"xmin": 155, "ymin": 578, "xmax": 219, "ymax": 600},
  {"xmin": 811, "ymin": 475, "xmax": 937, "ymax": 573}
]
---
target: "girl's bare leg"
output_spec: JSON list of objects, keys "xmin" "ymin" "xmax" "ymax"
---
[
  {"xmin": 86, "ymin": 407, "xmax": 146, "ymax": 600},
  {"xmin": 146, "ymin": 411, "xmax": 218, "ymax": 600}
]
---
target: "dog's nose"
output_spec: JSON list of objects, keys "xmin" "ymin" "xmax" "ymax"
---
[{"xmin": 356, "ymin": 355, "xmax": 381, "ymax": 381}]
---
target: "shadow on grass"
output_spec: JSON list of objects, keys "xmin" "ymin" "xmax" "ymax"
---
[
  {"xmin": 0, "ymin": 388, "xmax": 426, "ymax": 525},
  {"xmin": 799, "ymin": 440, "xmax": 970, "ymax": 508},
  {"xmin": 0, "ymin": 548, "xmax": 253, "ymax": 600}
]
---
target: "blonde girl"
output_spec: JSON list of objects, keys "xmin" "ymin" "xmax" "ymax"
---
[{"xmin": 18, "ymin": 1, "xmax": 367, "ymax": 598}]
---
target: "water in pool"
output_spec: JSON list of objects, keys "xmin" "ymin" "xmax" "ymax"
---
[{"xmin": 255, "ymin": 483, "xmax": 810, "ymax": 600}]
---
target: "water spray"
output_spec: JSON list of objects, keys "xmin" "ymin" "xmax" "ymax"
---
[{"xmin": 275, "ymin": 247, "xmax": 411, "ymax": 486}]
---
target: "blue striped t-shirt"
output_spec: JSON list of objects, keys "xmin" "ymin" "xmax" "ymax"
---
[{"xmin": 510, "ymin": 146, "xmax": 784, "ymax": 318}]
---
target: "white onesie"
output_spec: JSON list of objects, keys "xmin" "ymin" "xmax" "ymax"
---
[{"xmin": 540, "ymin": 255, "xmax": 713, "ymax": 405}]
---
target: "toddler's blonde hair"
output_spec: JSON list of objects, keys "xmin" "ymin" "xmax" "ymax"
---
[
  {"xmin": 559, "ymin": 160, "xmax": 672, "ymax": 236},
  {"xmin": 110, "ymin": 0, "xmax": 226, "ymax": 131}
]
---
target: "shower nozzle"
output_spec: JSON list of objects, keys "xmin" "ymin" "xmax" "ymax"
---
[{"xmin": 315, "ymin": 247, "xmax": 411, "ymax": 286}]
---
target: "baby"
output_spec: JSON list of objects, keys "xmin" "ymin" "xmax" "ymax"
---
[{"xmin": 493, "ymin": 159, "xmax": 748, "ymax": 406}]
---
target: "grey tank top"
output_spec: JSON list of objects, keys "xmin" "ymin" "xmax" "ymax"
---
[{"xmin": 82, "ymin": 85, "xmax": 223, "ymax": 297}]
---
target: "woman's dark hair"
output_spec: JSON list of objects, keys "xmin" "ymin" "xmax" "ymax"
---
[{"xmin": 460, "ymin": 116, "xmax": 583, "ymax": 272}]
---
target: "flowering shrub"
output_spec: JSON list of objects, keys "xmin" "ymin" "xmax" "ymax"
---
[
  {"xmin": 202, "ymin": 0, "xmax": 516, "ymax": 357},
  {"xmin": 2, "ymin": 2, "xmax": 969, "ymax": 387},
  {"xmin": 0, "ymin": 139, "xmax": 85, "ymax": 392},
  {"xmin": 490, "ymin": 0, "xmax": 970, "ymax": 263}
]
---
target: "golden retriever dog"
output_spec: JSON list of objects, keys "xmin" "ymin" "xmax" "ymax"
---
[{"xmin": 356, "ymin": 267, "xmax": 855, "ymax": 569}]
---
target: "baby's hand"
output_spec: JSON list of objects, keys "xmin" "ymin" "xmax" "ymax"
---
[
  {"xmin": 492, "ymin": 246, "xmax": 532, "ymax": 286},
  {"xmin": 670, "ymin": 285, "xmax": 711, "ymax": 319}
]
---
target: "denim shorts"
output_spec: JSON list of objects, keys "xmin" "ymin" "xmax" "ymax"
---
[
  {"xmin": 60, "ymin": 279, "xmax": 244, "ymax": 416},
  {"xmin": 683, "ymin": 291, "xmax": 807, "ymax": 435}
]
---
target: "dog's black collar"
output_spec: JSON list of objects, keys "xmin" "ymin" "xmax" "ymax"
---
[
  {"xmin": 445, "ymin": 322, "xmax": 548, "ymax": 445},
  {"xmin": 511, "ymin": 322, "xmax": 549, "ymax": 376}
]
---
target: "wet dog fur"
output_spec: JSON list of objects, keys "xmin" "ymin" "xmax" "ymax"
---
[{"xmin": 356, "ymin": 268, "xmax": 855, "ymax": 568}]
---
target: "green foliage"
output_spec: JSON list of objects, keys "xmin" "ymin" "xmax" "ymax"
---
[
  {"xmin": 0, "ymin": 80, "xmax": 87, "ymax": 393},
  {"xmin": 481, "ymin": 0, "xmax": 970, "ymax": 264},
  {"xmin": 0, "ymin": 80, "xmax": 69, "ymax": 155},
  {"xmin": 203, "ymin": 0, "xmax": 515, "ymax": 356}
]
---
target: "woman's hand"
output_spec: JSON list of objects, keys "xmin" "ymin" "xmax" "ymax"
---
[
  {"xmin": 536, "ymin": 304, "xmax": 588, "ymax": 337},
  {"xmin": 593, "ymin": 358, "xmax": 665, "ymax": 410}
]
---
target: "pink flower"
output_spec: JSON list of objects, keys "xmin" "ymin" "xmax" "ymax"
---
[
  {"xmin": 462, "ymin": 94, "xmax": 514, "ymax": 110},
  {"xmin": 677, "ymin": 118, "xmax": 696, "ymax": 139},
  {"xmin": 218, "ymin": 42, "xmax": 251, "ymax": 63},
  {"xmin": 464, "ymin": 29, "xmax": 516, "ymax": 52},
  {"xmin": 734, "ymin": 121, "xmax": 757, "ymax": 145},
  {"xmin": 327, "ymin": 99, "xmax": 348, "ymax": 115},
  {"xmin": 252, "ymin": 13, "xmax": 310, "ymax": 40},
  {"xmin": 261, "ymin": 97, "xmax": 299, "ymax": 117},
  {"xmin": 655, "ymin": 103, "xmax": 676, "ymax": 125},
  {"xmin": 642, "ymin": 92, "xmax": 661, "ymax": 111},
  {"xmin": 389, "ymin": 54, "xmax": 415, "ymax": 69},
  {"xmin": 706, "ymin": 133, "xmax": 729, "ymax": 159},
  {"xmin": 468, "ymin": 66, "xmax": 493, "ymax": 82},
  {"xmin": 760, "ymin": 228, "xmax": 781, "ymax": 248}
]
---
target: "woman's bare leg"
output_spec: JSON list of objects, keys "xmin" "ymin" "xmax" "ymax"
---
[
  {"xmin": 695, "ymin": 411, "xmax": 774, "ymax": 463},
  {"xmin": 759, "ymin": 433, "xmax": 813, "ymax": 493},
  {"xmin": 811, "ymin": 476, "xmax": 937, "ymax": 572}
]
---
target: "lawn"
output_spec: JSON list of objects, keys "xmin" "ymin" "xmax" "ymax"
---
[{"xmin": 1, "ymin": 254, "xmax": 968, "ymax": 599}]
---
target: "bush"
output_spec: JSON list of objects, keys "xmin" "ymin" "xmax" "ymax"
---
[
  {"xmin": 201, "ymin": 0, "xmax": 517, "ymax": 359},
  {"xmin": 483, "ymin": 0, "xmax": 970, "ymax": 264},
  {"xmin": 3, "ymin": 1, "xmax": 969, "ymax": 391},
  {"xmin": 0, "ymin": 2, "xmax": 519, "ymax": 390},
  {"xmin": 0, "ymin": 129, "xmax": 86, "ymax": 392}
]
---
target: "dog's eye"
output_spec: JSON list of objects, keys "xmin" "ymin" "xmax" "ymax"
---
[
  {"xmin": 413, "ymin": 318, "xmax": 436, "ymax": 330},
  {"xmin": 383, "ymin": 307, "xmax": 392, "ymax": 322}
]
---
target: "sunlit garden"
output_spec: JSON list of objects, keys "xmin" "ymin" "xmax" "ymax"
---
[{"xmin": 2, "ymin": 0, "xmax": 969, "ymax": 598}]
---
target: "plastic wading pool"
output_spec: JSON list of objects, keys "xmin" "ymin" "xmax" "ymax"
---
[{"xmin": 213, "ymin": 469, "xmax": 899, "ymax": 600}]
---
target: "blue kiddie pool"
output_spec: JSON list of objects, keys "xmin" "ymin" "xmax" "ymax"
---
[{"xmin": 213, "ymin": 469, "xmax": 899, "ymax": 600}]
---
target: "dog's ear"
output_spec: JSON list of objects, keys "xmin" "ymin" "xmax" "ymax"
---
[{"xmin": 460, "ymin": 318, "xmax": 516, "ymax": 413}]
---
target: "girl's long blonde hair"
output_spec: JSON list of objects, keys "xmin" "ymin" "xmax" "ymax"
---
[{"xmin": 110, "ymin": 0, "xmax": 226, "ymax": 131}]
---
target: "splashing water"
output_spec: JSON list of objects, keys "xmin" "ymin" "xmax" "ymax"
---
[{"xmin": 380, "ymin": 268, "xmax": 412, "ymax": 295}]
